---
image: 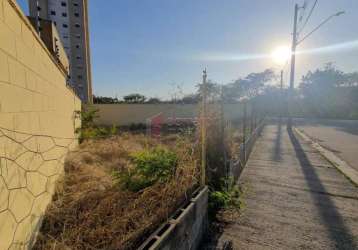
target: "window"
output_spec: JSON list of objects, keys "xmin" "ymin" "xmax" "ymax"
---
[
  {"xmin": 61, "ymin": 2, "xmax": 67, "ymax": 7},
  {"xmin": 74, "ymin": 13, "xmax": 79, "ymax": 17},
  {"xmin": 77, "ymin": 66, "xmax": 83, "ymax": 69},
  {"xmin": 75, "ymin": 23, "xmax": 80, "ymax": 28},
  {"xmin": 63, "ymin": 35, "xmax": 69, "ymax": 39},
  {"xmin": 74, "ymin": 3, "xmax": 79, "ymax": 7},
  {"xmin": 50, "ymin": 10, "xmax": 56, "ymax": 15},
  {"xmin": 78, "ymin": 75, "xmax": 83, "ymax": 80},
  {"xmin": 76, "ymin": 56, "xmax": 81, "ymax": 60},
  {"xmin": 75, "ymin": 34, "xmax": 81, "ymax": 39},
  {"xmin": 76, "ymin": 45, "xmax": 80, "ymax": 49},
  {"xmin": 37, "ymin": 6, "xmax": 41, "ymax": 11},
  {"xmin": 63, "ymin": 24, "xmax": 68, "ymax": 28},
  {"xmin": 53, "ymin": 21, "xmax": 57, "ymax": 26},
  {"xmin": 62, "ymin": 12, "xmax": 67, "ymax": 17}
]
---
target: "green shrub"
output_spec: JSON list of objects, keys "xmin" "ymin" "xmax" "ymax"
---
[
  {"xmin": 113, "ymin": 147, "xmax": 178, "ymax": 192},
  {"xmin": 208, "ymin": 177, "xmax": 242, "ymax": 218},
  {"xmin": 76, "ymin": 106, "xmax": 118, "ymax": 142}
]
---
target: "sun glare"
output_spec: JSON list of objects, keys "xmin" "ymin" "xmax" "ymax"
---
[{"xmin": 271, "ymin": 46, "xmax": 291, "ymax": 65}]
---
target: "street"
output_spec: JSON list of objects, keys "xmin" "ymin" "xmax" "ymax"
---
[{"xmin": 294, "ymin": 118, "xmax": 358, "ymax": 172}]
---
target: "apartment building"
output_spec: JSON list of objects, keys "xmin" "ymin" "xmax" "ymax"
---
[{"xmin": 29, "ymin": 0, "xmax": 93, "ymax": 103}]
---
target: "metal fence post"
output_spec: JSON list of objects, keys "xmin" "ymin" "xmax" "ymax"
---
[
  {"xmin": 201, "ymin": 69, "xmax": 207, "ymax": 187},
  {"xmin": 243, "ymin": 101, "xmax": 247, "ymax": 163}
]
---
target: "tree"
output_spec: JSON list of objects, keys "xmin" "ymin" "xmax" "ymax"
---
[
  {"xmin": 298, "ymin": 63, "xmax": 358, "ymax": 118},
  {"xmin": 223, "ymin": 69, "xmax": 276, "ymax": 102},
  {"xmin": 179, "ymin": 94, "xmax": 200, "ymax": 104},
  {"xmin": 196, "ymin": 80, "xmax": 221, "ymax": 101},
  {"xmin": 93, "ymin": 95, "xmax": 120, "ymax": 104},
  {"xmin": 123, "ymin": 93, "xmax": 147, "ymax": 103},
  {"xmin": 146, "ymin": 97, "xmax": 161, "ymax": 104}
]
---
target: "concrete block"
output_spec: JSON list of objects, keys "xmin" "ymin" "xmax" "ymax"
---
[
  {"xmin": 21, "ymin": 23, "xmax": 35, "ymax": 51},
  {"xmin": 13, "ymin": 113, "xmax": 31, "ymax": 133},
  {"xmin": 139, "ymin": 187, "xmax": 208, "ymax": 250},
  {"xmin": 0, "ymin": 211, "xmax": 17, "ymax": 250},
  {"xmin": 16, "ymin": 37, "xmax": 35, "ymax": 71},
  {"xmin": 0, "ymin": 177, "xmax": 9, "ymax": 212},
  {"xmin": 0, "ymin": 112, "xmax": 13, "ymax": 129},
  {"xmin": 0, "ymin": 83, "xmax": 21, "ymax": 112},
  {"xmin": 8, "ymin": 188, "xmax": 34, "ymax": 221},
  {"xmin": 0, "ymin": 20, "xmax": 17, "ymax": 58},
  {"xmin": 25, "ymin": 69, "xmax": 37, "ymax": 92},
  {"xmin": 8, "ymin": 56, "xmax": 26, "ymax": 88},
  {"xmin": 0, "ymin": 2, "xmax": 81, "ymax": 248},
  {"xmin": 0, "ymin": 49, "xmax": 9, "ymax": 82},
  {"xmin": 32, "ymin": 92, "xmax": 43, "ymax": 111},
  {"xmin": 0, "ymin": 0, "xmax": 3, "ymax": 21},
  {"xmin": 3, "ymin": 0, "xmax": 21, "ymax": 36}
]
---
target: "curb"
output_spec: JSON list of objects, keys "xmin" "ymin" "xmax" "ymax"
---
[
  {"xmin": 293, "ymin": 127, "xmax": 358, "ymax": 187},
  {"xmin": 138, "ymin": 186, "xmax": 208, "ymax": 250}
]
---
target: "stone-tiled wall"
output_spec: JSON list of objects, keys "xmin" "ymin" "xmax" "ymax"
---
[{"xmin": 0, "ymin": 1, "xmax": 81, "ymax": 249}]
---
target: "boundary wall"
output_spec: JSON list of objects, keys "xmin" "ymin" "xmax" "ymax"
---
[{"xmin": 0, "ymin": 1, "xmax": 81, "ymax": 249}]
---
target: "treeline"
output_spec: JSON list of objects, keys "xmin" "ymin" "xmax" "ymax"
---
[
  {"xmin": 256, "ymin": 63, "xmax": 358, "ymax": 119},
  {"xmin": 93, "ymin": 93, "xmax": 200, "ymax": 104},
  {"xmin": 94, "ymin": 63, "xmax": 358, "ymax": 119}
]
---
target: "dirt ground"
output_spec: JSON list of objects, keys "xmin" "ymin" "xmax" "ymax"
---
[{"xmin": 33, "ymin": 133, "xmax": 199, "ymax": 250}]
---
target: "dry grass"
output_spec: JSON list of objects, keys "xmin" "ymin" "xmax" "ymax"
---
[{"xmin": 33, "ymin": 133, "xmax": 199, "ymax": 250}]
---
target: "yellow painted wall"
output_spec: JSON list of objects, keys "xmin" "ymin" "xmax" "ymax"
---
[
  {"xmin": 92, "ymin": 103, "xmax": 245, "ymax": 126},
  {"xmin": 0, "ymin": 1, "xmax": 81, "ymax": 249}
]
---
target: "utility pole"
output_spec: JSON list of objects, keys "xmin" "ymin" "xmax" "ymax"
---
[
  {"xmin": 201, "ymin": 69, "xmax": 207, "ymax": 187},
  {"xmin": 288, "ymin": 3, "xmax": 299, "ymax": 128},
  {"xmin": 280, "ymin": 70, "xmax": 284, "ymax": 118}
]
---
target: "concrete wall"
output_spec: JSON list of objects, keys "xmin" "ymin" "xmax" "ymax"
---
[
  {"xmin": 139, "ymin": 187, "xmax": 208, "ymax": 250},
  {"xmin": 92, "ymin": 103, "xmax": 245, "ymax": 126},
  {"xmin": 0, "ymin": 1, "xmax": 81, "ymax": 249}
]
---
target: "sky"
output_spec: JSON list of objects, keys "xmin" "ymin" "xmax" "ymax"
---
[{"xmin": 17, "ymin": 0, "xmax": 358, "ymax": 99}]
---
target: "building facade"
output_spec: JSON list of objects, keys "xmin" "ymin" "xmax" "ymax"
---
[{"xmin": 29, "ymin": 0, "xmax": 93, "ymax": 103}]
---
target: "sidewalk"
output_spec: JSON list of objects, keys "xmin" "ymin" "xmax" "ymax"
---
[{"xmin": 216, "ymin": 122, "xmax": 358, "ymax": 250}]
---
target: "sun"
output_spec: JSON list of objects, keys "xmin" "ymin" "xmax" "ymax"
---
[{"xmin": 271, "ymin": 46, "xmax": 291, "ymax": 65}]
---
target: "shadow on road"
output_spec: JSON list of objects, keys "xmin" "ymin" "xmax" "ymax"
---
[
  {"xmin": 294, "ymin": 118, "xmax": 358, "ymax": 136},
  {"xmin": 272, "ymin": 119, "xmax": 283, "ymax": 162},
  {"xmin": 287, "ymin": 127, "xmax": 357, "ymax": 250}
]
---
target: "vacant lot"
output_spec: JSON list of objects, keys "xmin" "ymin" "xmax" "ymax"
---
[{"xmin": 33, "ymin": 133, "xmax": 199, "ymax": 250}]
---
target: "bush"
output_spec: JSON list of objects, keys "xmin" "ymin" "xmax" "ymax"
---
[
  {"xmin": 76, "ymin": 107, "xmax": 118, "ymax": 142},
  {"xmin": 208, "ymin": 178, "xmax": 242, "ymax": 218},
  {"xmin": 113, "ymin": 147, "xmax": 178, "ymax": 192}
]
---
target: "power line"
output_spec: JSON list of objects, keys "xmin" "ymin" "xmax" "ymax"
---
[
  {"xmin": 297, "ymin": 11, "xmax": 344, "ymax": 45},
  {"xmin": 298, "ymin": 0, "xmax": 318, "ymax": 36}
]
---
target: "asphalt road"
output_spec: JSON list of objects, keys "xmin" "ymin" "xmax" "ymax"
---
[{"xmin": 294, "ymin": 118, "xmax": 358, "ymax": 172}]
